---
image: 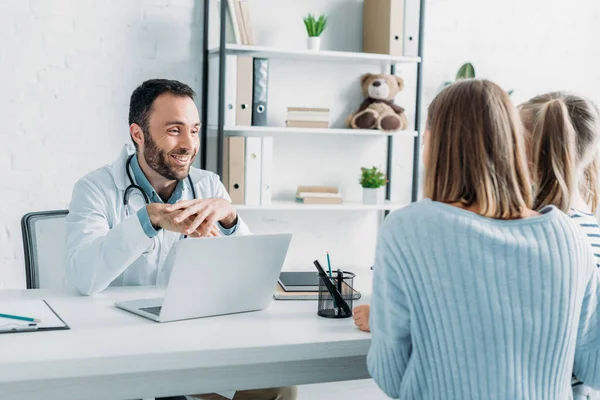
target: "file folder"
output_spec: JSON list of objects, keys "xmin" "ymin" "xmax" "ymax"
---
[
  {"xmin": 363, "ymin": 0, "xmax": 404, "ymax": 56},
  {"xmin": 228, "ymin": 137, "xmax": 245, "ymax": 204},
  {"xmin": 244, "ymin": 137, "xmax": 262, "ymax": 206},
  {"xmin": 251, "ymin": 58, "xmax": 269, "ymax": 126},
  {"xmin": 260, "ymin": 137, "xmax": 273, "ymax": 205},
  {"xmin": 236, "ymin": 56, "xmax": 253, "ymax": 126}
]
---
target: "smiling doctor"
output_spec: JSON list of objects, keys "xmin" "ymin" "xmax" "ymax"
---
[{"xmin": 65, "ymin": 79, "xmax": 297, "ymax": 400}]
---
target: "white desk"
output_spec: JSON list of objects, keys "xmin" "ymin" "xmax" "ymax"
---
[{"xmin": 0, "ymin": 270, "xmax": 372, "ymax": 400}]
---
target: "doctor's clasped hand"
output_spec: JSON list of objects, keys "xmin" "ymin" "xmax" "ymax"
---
[
  {"xmin": 166, "ymin": 198, "xmax": 238, "ymax": 237},
  {"xmin": 146, "ymin": 203, "xmax": 224, "ymax": 238}
]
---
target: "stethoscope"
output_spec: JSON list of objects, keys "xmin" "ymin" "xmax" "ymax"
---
[{"xmin": 123, "ymin": 154, "xmax": 197, "ymax": 216}]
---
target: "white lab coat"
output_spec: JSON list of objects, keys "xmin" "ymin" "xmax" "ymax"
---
[{"xmin": 65, "ymin": 144, "xmax": 251, "ymax": 296}]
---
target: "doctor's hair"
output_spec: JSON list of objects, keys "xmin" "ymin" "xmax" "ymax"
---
[
  {"xmin": 424, "ymin": 79, "xmax": 533, "ymax": 219},
  {"xmin": 128, "ymin": 79, "xmax": 196, "ymax": 148},
  {"xmin": 519, "ymin": 92, "xmax": 600, "ymax": 213}
]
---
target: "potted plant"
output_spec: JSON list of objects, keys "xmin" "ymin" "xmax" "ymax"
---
[
  {"xmin": 441, "ymin": 62, "xmax": 514, "ymax": 95},
  {"xmin": 359, "ymin": 166, "xmax": 387, "ymax": 204},
  {"xmin": 303, "ymin": 13, "xmax": 327, "ymax": 51}
]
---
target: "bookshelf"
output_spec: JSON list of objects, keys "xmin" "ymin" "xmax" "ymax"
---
[
  {"xmin": 208, "ymin": 125, "xmax": 419, "ymax": 138},
  {"xmin": 200, "ymin": 0, "xmax": 426, "ymax": 215},
  {"xmin": 208, "ymin": 44, "xmax": 421, "ymax": 66}
]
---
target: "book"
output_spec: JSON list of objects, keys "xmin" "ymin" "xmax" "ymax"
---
[
  {"xmin": 226, "ymin": 0, "xmax": 242, "ymax": 44},
  {"xmin": 278, "ymin": 271, "xmax": 320, "ymax": 292},
  {"xmin": 286, "ymin": 114, "xmax": 330, "ymax": 123},
  {"xmin": 273, "ymin": 282, "xmax": 361, "ymax": 300},
  {"xmin": 296, "ymin": 186, "xmax": 342, "ymax": 204},
  {"xmin": 239, "ymin": 0, "xmax": 256, "ymax": 45},
  {"xmin": 286, "ymin": 121, "xmax": 330, "ymax": 128},
  {"xmin": 287, "ymin": 107, "xmax": 330, "ymax": 112}
]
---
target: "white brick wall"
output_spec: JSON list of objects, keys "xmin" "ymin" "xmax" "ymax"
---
[
  {"xmin": 1, "ymin": 0, "xmax": 600, "ymax": 289},
  {"xmin": 0, "ymin": 0, "xmax": 202, "ymax": 288}
]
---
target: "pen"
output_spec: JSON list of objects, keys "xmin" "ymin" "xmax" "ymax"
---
[
  {"xmin": 326, "ymin": 251, "xmax": 333, "ymax": 277},
  {"xmin": 336, "ymin": 269, "xmax": 343, "ymax": 315},
  {"xmin": 0, "ymin": 323, "xmax": 38, "ymax": 333},
  {"xmin": 0, "ymin": 313, "xmax": 41, "ymax": 323}
]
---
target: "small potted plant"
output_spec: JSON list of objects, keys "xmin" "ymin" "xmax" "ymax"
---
[
  {"xmin": 303, "ymin": 13, "xmax": 327, "ymax": 51},
  {"xmin": 359, "ymin": 166, "xmax": 387, "ymax": 204}
]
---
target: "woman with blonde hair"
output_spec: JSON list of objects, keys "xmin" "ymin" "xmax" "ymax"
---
[
  {"xmin": 366, "ymin": 79, "xmax": 600, "ymax": 399},
  {"xmin": 520, "ymin": 92, "xmax": 600, "ymax": 400}
]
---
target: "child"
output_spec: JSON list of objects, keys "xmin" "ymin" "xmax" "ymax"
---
[{"xmin": 519, "ymin": 92, "xmax": 600, "ymax": 400}]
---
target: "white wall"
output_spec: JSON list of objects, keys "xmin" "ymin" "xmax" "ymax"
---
[
  {"xmin": 2, "ymin": 0, "xmax": 600, "ymax": 288},
  {"xmin": 0, "ymin": 0, "xmax": 203, "ymax": 288}
]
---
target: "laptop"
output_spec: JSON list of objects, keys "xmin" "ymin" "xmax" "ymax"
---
[{"xmin": 115, "ymin": 233, "xmax": 292, "ymax": 322}]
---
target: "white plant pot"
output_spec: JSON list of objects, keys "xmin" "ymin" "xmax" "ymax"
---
[
  {"xmin": 363, "ymin": 187, "xmax": 384, "ymax": 204},
  {"xmin": 307, "ymin": 36, "xmax": 321, "ymax": 51}
]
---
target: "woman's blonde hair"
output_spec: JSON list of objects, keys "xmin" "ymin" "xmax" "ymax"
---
[
  {"xmin": 519, "ymin": 92, "xmax": 600, "ymax": 213},
  {"xmin": 424, "ymin": 79, "xmax": 533, "ymax": 219}
]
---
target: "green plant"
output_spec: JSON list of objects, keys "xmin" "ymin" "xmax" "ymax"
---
[
  {"xmin": 359, "ymin": 166, "xmax": 387, "ymax": 189},
  {"xmin": 303, "ymin": 13, "xmax": 328, "ymax": 37},
  {"xmin": 442, "ymin": 62, "xmax": 513, "ymax": 95}
]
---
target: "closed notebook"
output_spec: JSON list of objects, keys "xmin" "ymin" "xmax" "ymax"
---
[{"xmin": 273, "ymin": 282, "xmax": 361, "ymax": 301}]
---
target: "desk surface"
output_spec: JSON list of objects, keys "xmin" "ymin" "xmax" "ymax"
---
[{"xmin": 0, "ymin": 269, "xmax": 373, "ymax": 400}]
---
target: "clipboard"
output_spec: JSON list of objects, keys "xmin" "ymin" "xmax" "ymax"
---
[{"xmin": 0, "ymin": 299, "xmax": 70, "ymax": 334}]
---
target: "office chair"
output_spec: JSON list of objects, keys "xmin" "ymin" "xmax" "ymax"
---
[{"xmin": 21, "ymin": 210, "xmax": 70, "ymax": 289}]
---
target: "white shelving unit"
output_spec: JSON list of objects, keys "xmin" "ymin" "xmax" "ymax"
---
[
  {"xmin": 236, "ymin": 200, "xmax": 408, "ymax": 211},
  {"xmin": 201, "ymin": 0, "xmax": 425, "ymax": 225},
  {"xmin": 208, "ymin": 125, "xmax": 419, "ymax": 138},
  {"xmin": 208, "ymin": 44, "xmax": 421, "ymax": 66}
]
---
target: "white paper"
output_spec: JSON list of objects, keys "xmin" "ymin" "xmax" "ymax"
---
[{"xmin": 0, "ymin": 300, "xmax": 66, "ymax": 329}]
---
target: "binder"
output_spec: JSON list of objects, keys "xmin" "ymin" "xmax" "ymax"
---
[
  {"xmin": 236, "ymin": 56, "xmax": 253, "ymax": 126},
  {"xmin": 208, "ymin": 55, "xmax": 237, "ymax": 127},
  {"xmin": 403, "ymin": 0, "xmax": 421, "ymax": 57},
  {"xmin": 260, "ymin": 137, "xmax": 273, "ymax": 205},
  {"xmin": 244, "ymin": 137, "xmax": 262, "ymax": 206},
  {"xmin": 222, "ymin": 137, "xmax": 230, "ymax": 188},
  {"xmin": 228, "ymin": 137, "xmax": 245, "ymax": 204},
  {"xmin": 363, "ymin": 0, "xmax": 404, "ymax": 56},
  {"xmin": 252, "ymin": 58, "xmax": 269, "ymax": 126}
]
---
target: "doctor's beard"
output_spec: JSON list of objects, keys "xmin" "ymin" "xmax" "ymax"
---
[{"xmin": 142, "ymin": 132, "xmax": 196, "ymax": 181}]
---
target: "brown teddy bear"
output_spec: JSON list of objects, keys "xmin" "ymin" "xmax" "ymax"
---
[{"xmin": 347, "ymin": 73, "xmax": 409, "ymax": 132}]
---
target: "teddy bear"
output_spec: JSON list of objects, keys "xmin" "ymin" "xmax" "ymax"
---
[{"xmin": 347, "ymin": 73, "xmax": 409, "ymax": 132}]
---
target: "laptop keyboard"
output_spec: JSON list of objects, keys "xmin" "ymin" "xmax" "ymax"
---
[{"xmin": 140, "ymin": 306, "xmax": 162, "ymax": 316}]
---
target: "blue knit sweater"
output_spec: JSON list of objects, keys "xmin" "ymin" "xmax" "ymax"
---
[{"xmin": 367, "ymin": 199, "xmax": 600, "ymax": 399}]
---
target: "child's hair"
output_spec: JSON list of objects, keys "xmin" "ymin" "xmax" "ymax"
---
[
  {"xmin": 424, "ymin": 79, "xmax": 533, "ymax": 219},
  {"xmin": 519, "ymin": 92, "xmax": 600, "ymax": 213}
]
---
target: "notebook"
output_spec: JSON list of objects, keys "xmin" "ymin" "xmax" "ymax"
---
[
  {"xmin": 0, "ymin": 299, "xmax": 69, "ymax": 333},
  {"xmin": 273, "ymin": 282, "xmax": 362, "ymax": 301},
  {"xmin": 278, "ymin": 271, "xmax": 320, "ymax": 292}
]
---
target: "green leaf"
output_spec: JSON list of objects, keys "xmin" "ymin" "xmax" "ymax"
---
[
  {"xmin": 359, "ymin": 166, "xmax": 387, "ymax": 188},
  {"xmin": 316, "ymin": 15, "xmax": 327, "ymax": 36},
  {"xmin": 304, "ymin": 13, "xmax": 327, "ymax": 36},
  {"xmin": 456, "ymin": 62, "xmax": 475, "ymax": 80},
  {"xmin": 507, "ymin": 89, "xmax": 514, "ymax": 96}
]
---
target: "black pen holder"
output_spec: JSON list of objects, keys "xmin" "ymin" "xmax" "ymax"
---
[{"xmin": 317, "ymin": 271, "xmax": 355, "ymax": 319}]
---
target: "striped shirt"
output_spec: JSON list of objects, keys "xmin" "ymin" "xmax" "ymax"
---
[{"xmin": 570, "ymin": 208, "xmax": 600, "ymax": 268}]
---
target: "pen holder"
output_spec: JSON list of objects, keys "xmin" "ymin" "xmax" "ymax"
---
[{"xmin": 317, "ymin": 271, "xmax": 355, "ymax": 319}]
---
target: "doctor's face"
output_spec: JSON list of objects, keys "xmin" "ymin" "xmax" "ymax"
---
[{"xmin": 141, "ymin": 93, "xmax": 201, "ymax": 181}]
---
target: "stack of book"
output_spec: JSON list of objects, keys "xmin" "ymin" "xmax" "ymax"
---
[
  {"xmin": 295, "ymin": 186, "xmax": 342, "ymax": 204},
  {"xmin": 285, "ymin": 107, "xmax": 330, "ymax": 129}
]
